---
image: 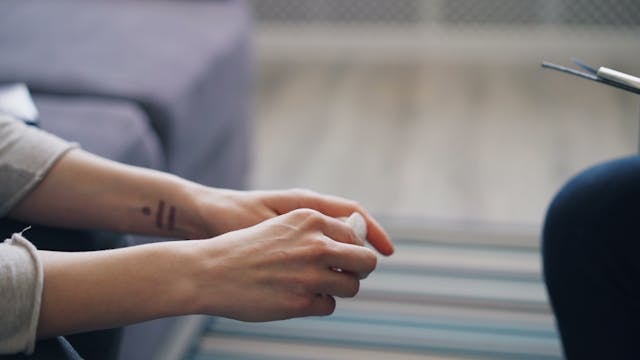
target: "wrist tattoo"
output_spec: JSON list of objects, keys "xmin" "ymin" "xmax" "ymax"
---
[{"xmin": 142, "ymin": 200, "xmax": 176, "ymax": 231}]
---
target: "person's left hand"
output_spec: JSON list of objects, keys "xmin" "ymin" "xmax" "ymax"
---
[{"xmin": 191, "ymin": 188, "xmax": 394, "ymax": 256}]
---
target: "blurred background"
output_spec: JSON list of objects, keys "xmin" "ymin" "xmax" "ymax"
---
[
  {"xmin": 190, "ymin": 1, "xmax": 640, "ymax": 359},
  {"xmin": 249, "ymin": 0, "xmax": 640, "ymax": 224},
  {"xmin": 2, "ymin": 1, "xmax": 638, "ymax": 359}
]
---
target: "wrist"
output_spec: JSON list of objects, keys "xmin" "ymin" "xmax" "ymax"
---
[
  {"xmin": 171, "ymin": 179, "xmax": 211, "ymax": 239},
  {"xmin": 147, "ymin": 240, "xmax": 206, "ymax": 317},
  {"xmin": 185, "ymin": 186, "xmax": 240, "ymax": 239},
  {"xmin": 168, "ymin": 238, "xmax": 229, "ymax": 317}
]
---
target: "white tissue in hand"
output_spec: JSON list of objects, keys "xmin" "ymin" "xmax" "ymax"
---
[{"xmin": 345, "ymin": 212, "xmax": 367, "ymax": 244}]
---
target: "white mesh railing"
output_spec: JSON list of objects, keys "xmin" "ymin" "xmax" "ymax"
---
[
  {"xmin": 250, "ymin": 0, "xmax": 640, "ymax": 62},
  {"xmin": 250, "ymin": 0, "xmax": 640, "ymax": 28}
]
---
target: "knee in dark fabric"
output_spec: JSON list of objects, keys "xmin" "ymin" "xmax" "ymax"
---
[
  {"xmin": 543, "ymin": 156, "xmax": 640, "ymax": 272},
  {"xmin": 542, "ymin": 156, "xmax": 640, "ymax": 359}
]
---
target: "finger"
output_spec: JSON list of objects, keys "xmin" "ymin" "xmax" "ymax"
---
[
  {"xmin": 270, "ymin": 190, "xmax": 395, "ymax": 255},
  {"xmin": 317, "ymin": 268, "xmax": 361, "ymax": 298},
  {"xmin": 308, "ymin": 294, "xmax": 336, "ymax": 316},
  {"xmin": 321, "ymin": 215, "xmax": 366, "ymax": 247},
  {"xmin": 292, "ymin": 192, "xmax": 395, "ymax": 256},
  {"xmin": 320, "ymin": 237, "xmax": 378, "ymax": 276},
  {"xmin": 361, "ymin": 213, "xmax": 395, "ymax": 256},
  {"xmin": 288, "ymin": 190, "xmax": 360, "ymax": 219}
]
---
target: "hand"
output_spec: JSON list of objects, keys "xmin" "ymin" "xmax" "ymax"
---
[
  {"xmin": 194, "ymin": 188, "xmax": 394, "ymax": 255},
  {"xmin": 34, "ymin": 208, "xmax": 378, "ymax": 336},
  {"xmin": 189, "ymin": 208, "xmax": 378, "ymax": 322}
]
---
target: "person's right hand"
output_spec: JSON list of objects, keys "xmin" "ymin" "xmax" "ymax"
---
[{"xmin": 188, "ymin": 208, "xmax": 377, "ymax": 322}]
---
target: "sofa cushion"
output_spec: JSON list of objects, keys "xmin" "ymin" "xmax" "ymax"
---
[
  {"xmin": 34, "ymin": 95, "xmax": 164, "ymax": 171},
  {"xmin": 0, "ymin": 0, "xmax": 251, "ymax": 188}
]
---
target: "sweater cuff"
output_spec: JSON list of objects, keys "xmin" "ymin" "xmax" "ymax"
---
[
  {"xmin": 0, "ymin": 114, "xmax": 78, "ymax": 217},
  {"xmin": 0, "ymin": 231, "xmax": 43, "ymax": 354}
]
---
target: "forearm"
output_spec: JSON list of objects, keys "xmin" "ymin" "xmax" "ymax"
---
[
  {"xmin": 36, "ymin": 241, "xmax": 199, "ymax": 338},
  {"xmin": 9, "ymin": 149, "xmax": 212, "ymax": 239},
  {"xmin": 36, "ymin": 208, "xmax": 380, "ymax": 337},
  {"xmin": 7, "ymin": 147, "xmax": 394, "ymax": 255}
]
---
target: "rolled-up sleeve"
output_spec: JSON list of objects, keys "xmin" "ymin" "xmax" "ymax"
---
[
  {"xmin": 0, "ymin": 114, "xmax": 76, "ymax": 217},
  {"xmin": 0, "ymin": 232, "xmax": 43, "ymax": 354},
  {"xmin": 0, "ymin": 114, "xmax": 75, "ymax": 354}
]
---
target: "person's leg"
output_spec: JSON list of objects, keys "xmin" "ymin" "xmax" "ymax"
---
[
  {"xmin": 543, "ymin": 155, "xmax": 640, "ymax": 359},
  {"xmin": 0, "ymin": 220, "xmax": 130, "ymax": 252},
  {"xmin": 0, "ymin": 337, "xmax": 82, "ymax": 360},
  {"xmin": 0, "ymin": 219, "xmax": 129, "ymax": 360}
]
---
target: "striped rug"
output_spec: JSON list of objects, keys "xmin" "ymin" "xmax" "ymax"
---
[{"xmin": 183, "ymin": 218, "xmax": 563, "ymax": 360}]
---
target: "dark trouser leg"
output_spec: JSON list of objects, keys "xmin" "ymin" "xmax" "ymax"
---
[
  {"xmin": 0, "ymin": 220, "xmax": 130, "ymax": 360},
  {"xmin": 543, "ymin": 156, "xmax": 640, "ymax": 360},
  {"xmin": 0, "ymin": 337, "xmax": 82, "ymax": 360}
]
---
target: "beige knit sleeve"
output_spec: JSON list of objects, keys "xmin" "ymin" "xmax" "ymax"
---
[
  {"xmin": 0, "ymin": 114, "xmax": 77, "ymax": 217},
  {"xmin": 0, "ymin": 232, "xmax": 43, "ymax": 354}
]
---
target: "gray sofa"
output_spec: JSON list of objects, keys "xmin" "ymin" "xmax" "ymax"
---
[{"xmin": 0, "ymin": 0, "xmax": 252, "ymax": 359}]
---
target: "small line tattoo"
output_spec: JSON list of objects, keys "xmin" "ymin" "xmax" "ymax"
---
[
  {"xmin": 156, "ymin": 200, "xmax": 165, "ymax": 228},
  {"xmin": 141, "ymin": 206, "xmax": 151, "ymax": 216},
  {"xmin": 168, "ymin": 206, "xmax": 176, "ymax": 231}
]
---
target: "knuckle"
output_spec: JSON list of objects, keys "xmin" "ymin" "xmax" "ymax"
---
[
  {"xmin": 309, "ymin": 294, "xmax": 336, "ymax": 316},
  {"xmin": 309, "ymin": 237, "xmax": 337, "ymax": 260},
  {"xmin": 290, "ymin": 208, "xmax": 320, "ymax": 222},
  {"xmin": 303, "ymin": 270, "xmax": 324, "ymax": 289},
  {"xmin": 288, "ymin": 207, "xmax": 311, "ymax": 217},
  {"xmin": 345, "ymin": 278, "xmax": 360, "ymax": 298},
  {"xmin": 321, "ymin": 297, "xmax": 337, "ymax": 316},
  {"xmin": 295, "ymin": 209, "xmax": 327, "ymax": 231},
  {"xmin": 289, "ymin": 295, "xmax": 313, "ymax": 314},
  {"xmin": 369, "ymin": 252, "xmax": 378, "ymax": 271},
  {"xmin": 363, "ymin": 249, "xmax": 378, "ymax": 272},
  {"xmin": 292, "ymin": 268, "xmax": 324, "ymax": 294}
]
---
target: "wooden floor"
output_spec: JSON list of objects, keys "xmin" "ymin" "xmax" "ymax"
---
[{"xmin": 250, "ymin": 58, "xmax": 640, "ymax": 226}]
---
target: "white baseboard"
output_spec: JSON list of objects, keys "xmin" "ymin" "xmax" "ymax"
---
[{"xmin": 255, "ymin": 25, "xmax": 640, "ymax": 66}]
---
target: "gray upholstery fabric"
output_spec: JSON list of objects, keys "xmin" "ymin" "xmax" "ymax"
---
[
  {"xmin": 34, "ymin": 95, "xmax": 164, "ymax": 171},
  {"xmin": 0, "ymin": 0, "xmax": 252, "ymax": 189}
]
